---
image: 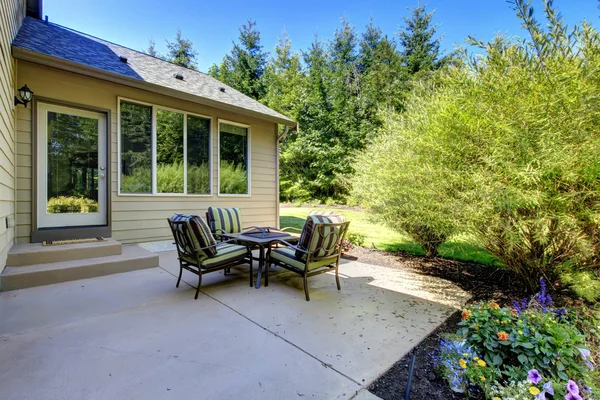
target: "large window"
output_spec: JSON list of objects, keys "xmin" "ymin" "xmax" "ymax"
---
[
  {"xmin": 119, "ymin": 99, "xmax": 211, "ymax": 195},
  {"xmin": 219, "ymin": 121, "xmax": 249, "ymax": 195},
  {"xmin": 120, "ymin": 102, "xmax": 152, "ymax": 194}
]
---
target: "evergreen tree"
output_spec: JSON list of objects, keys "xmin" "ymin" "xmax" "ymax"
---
[
  {"xmin": 397, "ymin": 4, "xmax": 446, "ymax": 75},
  {"xmin": 329, "ymin": 17, "xmax": 359, "ymax": 99},
  {"xmin": 146, "ymin": 39, "xmax": 160, "ymax": 58},
  {"xmin": 166, "ymin": 29, "xmax": 198, "ymax": 69},
  {"xmin": 328, "ymin": 17, "xmax": 362, "ymax": 149},
  {"xmin": 358, "ymin": 19, "xmax": 407, "ymax": 113},
  {"xmin": 357, "ymin": 18, "xmax": 382, "ymax": 74},
  {"xmin": 209, "ymin": 20, "xmax": 268, "ymax": 100},
  {"xmin": 262, "ymin": 32, "xmax": 304, "ymax": 119}
]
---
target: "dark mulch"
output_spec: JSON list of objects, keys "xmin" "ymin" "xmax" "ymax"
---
[{"xmin": 347, "ymin": 247, "xmax": 527, "ymax": 400}]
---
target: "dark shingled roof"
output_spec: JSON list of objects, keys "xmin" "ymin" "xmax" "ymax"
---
[{"xmin": 12, "ymin": 17, "xmax": 294, "ymax": 125}]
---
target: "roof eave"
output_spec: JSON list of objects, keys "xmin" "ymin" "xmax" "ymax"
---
[{"xmin": 12, "ymin": 46, "xmax": 296, "ymax": 126}]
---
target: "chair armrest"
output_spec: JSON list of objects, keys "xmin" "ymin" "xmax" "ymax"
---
[
  {"xmin": 276, "ymin": 239, "xmax": 308, "ymax": 254},
  {"xmin": 281, "ymin": 227, "xmax": 302, "ymax": 233}
]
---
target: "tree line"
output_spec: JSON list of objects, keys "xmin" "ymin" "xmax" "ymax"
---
[{"xmin": 145, "ymin": 5, "xmax": 449, "ymax": 202}]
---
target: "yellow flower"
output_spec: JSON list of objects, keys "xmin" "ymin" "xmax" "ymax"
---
[
  {"xmin": 529, "ymin": 387, "xmax": 540, "ymax": 395},
  {"xmin": 477, "ymin": 359, "xmax": 486, "ymax": 367},
  {"xmin": 459, "ymin": 359, "xmax": 467, "ymax": 369},
  {"xmin": 480, "ymin": 375, "xmax": 486, "ymax": 382},
  {"xmin": 473, "ymin": 356, "xmax": 480, "ymax": 361},
  {"xmin": 518, "ymin": 330, "xmax": 523, "ymax": 335},
  {"xmin": 493, "ymin": 398, "xmax": 502, "ymax": 400},
  {"xmin": 462, "ymin": 353, "xmax": 469, "ymax": 357}
]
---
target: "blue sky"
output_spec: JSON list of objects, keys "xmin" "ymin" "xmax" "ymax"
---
[{"xmin": 44, "ymin": 0, "xmax": 597, "ymax": 72}]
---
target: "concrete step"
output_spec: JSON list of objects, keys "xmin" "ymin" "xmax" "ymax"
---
[
  {"xmin": 1, "ymin": 245, "xmax": 159, "ymax": 291},
  {"xmin": 7, "ymin": 239, "xmax": 122, "ymax": 267}
]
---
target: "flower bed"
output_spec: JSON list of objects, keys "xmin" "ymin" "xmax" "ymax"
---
[{"xmin": 435, "ymin": 280, "xmax": 598, "ymax": 399}]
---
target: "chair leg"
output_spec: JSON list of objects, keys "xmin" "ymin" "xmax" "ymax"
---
[
  {"xmin": 249, "ymin": 256, "xmax": 253, "ymax": 287},
  {"xmin": 303, "ymin": 273, "xmax": 310, "ymax": 301},
  {"xmin": 195, "ymin": 273, "xmax": 202, "ymax": 300},
  {"xmin": 335, "ymin": 260, "xmax": 341, "ymax": 291},
  {"xmin": 265, "ymin": 262, "xmax": 270, "ymax": 287},
  {"xmin": 176, "ymin": 263, "xmax": 183, "ymax": 288}
]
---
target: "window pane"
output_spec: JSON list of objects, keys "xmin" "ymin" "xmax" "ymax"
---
[
  {"xmin": 47, "ymin": 112, "xmax": 98, "ymax": 213},
  {"xmin": 219, "ymin": 123, "xmax": 248, "ymax": 195},
  {"xmin": 187, "ymin": 115, "xmax": 211, "ymax": 194},
  {"xmin": 120, "ymin": 101, "xmax": 152, "ymax": 193},
  {"xmin": 156, "ymin": 109, "xmax": 184, "ymax": 193}
]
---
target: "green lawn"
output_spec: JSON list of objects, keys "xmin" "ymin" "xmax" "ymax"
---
[{"xmin": 280, "ymin": 206, "xmax": 499, "ymax": 266}]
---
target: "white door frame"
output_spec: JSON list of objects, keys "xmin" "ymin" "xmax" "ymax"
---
[{"xmin": 37, "ymin": 102, "xmax": 108, "ymax": 228}]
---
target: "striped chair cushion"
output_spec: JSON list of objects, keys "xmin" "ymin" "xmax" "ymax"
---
[
  {"xmin": 202, "ymin": 242, "xmax": 248, "ymax": 268},
  {"xmin": 272, "ymin": 246, "xmax": 337, "ymax": 271},
  {"xmin": 171, "ymin": 213, "xmax": 217, "ymax": 258},
  {"xmin": 181, "ymin": 242, "xmax": 247, "ymax": 268},
  {"xmin": 296, "ymin": 213, "xmax": 346, "ymax": 259},
  {"xmin": 207, "ymin": 207, "xmax": 243, "ymax": 234}
]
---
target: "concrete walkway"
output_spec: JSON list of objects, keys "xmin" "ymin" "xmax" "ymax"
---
[{"xmin": 0, "ymin": 246, "xmax": 469, "ymax": 400}]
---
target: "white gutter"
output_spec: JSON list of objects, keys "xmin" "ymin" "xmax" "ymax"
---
[{"xmin": 277, "ymin": 123, "xmax": 298, "ymax": 142}]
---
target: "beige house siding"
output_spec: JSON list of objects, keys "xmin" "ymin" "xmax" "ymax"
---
[
  {"xmin": 16, "ymin": 60, "xmax": 279, "ymax": 244},
  {"xmin": 0, "ymin": 0, "xmax": 26, "ymax": 271}
]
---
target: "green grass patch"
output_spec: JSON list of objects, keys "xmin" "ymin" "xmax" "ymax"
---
[{"xmin": 280, "ymin": 206, "xmax": 499, "ymax": 266}]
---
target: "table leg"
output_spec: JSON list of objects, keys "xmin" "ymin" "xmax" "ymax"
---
[{"xmin": 255, "ymin": 244, "xmax": 265, "ymax": 289}]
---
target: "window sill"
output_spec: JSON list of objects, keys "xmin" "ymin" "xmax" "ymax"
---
[
  {"xmin": 217, "ymin": 193, "xmax": 251, "ymax": 198},
  {"xmin": 116, "ymin": 193, "xmax": 214, "ymax": 198}
]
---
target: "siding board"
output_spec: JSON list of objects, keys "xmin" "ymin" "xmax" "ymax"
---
[{"xmin": 0, "ymin": 0, "xmax": 25, "ymax": 272}]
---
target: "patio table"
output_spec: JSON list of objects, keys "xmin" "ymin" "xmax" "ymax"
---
[{"xmin": 222, "ymin": 227, "xmax": 300, "ymax": 289}]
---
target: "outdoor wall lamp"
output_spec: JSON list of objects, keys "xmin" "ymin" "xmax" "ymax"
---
[{"xmin": 14, "ymin": 84, "xmax": 33, "ymax": 107}]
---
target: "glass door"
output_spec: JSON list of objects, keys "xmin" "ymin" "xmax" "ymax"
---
[{"xmin": 37, "ymin": 103, "xmax": 107, "ymax": 228}]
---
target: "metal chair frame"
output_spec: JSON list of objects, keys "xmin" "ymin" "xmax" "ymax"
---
[
  {"xmin": 168, "ymin": 218, "xmax": 253, "ymax": 299},
  {"xmin": 266, "ymin": 221, "xmax": 350, "ymax": 301}
]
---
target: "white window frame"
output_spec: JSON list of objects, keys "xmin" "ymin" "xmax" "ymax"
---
[
  {"xmin": 217, "ymin": 119, "xmax": 251, "ymax": 197},
  {"xmin": 117, "ymin": 97, "xmax": 213, "ymax": 197}
]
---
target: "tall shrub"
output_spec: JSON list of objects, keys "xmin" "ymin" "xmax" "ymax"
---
[
  {"xmin": 354, "ymin": 0, "xmax": 600, "ymax": 287},
  {"xmin": 353, "ymin": 107, "xmax": 475, "ymax": 257}
]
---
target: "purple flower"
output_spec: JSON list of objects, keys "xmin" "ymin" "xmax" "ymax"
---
[
  {"xmin": 567, "ymin": 380, "xmax": 580, "ymax": 395},
  {"xmin": 554, "ymin": 307, "xmax": 567, "ymax": 317},
  {"xmin": 532, "ymin": 278, "xmax": 554, "ymax": 312},
  {"xmin": 535, "ymin": 381, "xmax": 555, "ymax": 400},
  {"xmin": 513, "ymin": 298, "xmax": 528, "ymax": 315},
  {"xmin": 528, "ymin": 369, "xmax": 543, "ymax": 384},
  {"xmin": 543, "ymin": 381, "xmax": 554, "ymax": 396},
  {"xmin": 565, "ymin": 393, "xmax": 583, "ymax": 400},
  {"xmin": 578, "ymin": 348, "xmax": 591, "ymax": 360}
]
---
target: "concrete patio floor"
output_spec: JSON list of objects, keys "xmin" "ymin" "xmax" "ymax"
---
[{"xmin": 0, "ymin": 245, "xmax": 470, "ymax": 400}]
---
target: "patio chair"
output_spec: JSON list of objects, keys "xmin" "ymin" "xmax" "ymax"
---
[
  {"xmin": 168, "ymin": 214, "xmax": 253, "ymax": 299},
  {"xmin": 206, "ymin": 207, "xmax": 246, "ymax": 240},
  {"xmin": 266, "ymin": 214, "xmax": 350, "ymax": 301}
]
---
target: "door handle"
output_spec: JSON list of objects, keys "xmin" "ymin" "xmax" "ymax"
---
[{"xmin": 99, "ymin": 173, "xmax": 105, "ymax": 178}]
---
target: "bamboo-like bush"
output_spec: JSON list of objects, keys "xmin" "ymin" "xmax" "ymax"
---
[{"xmin": 354, "ymin": 1, "xmax": 600, "ymax": 291}]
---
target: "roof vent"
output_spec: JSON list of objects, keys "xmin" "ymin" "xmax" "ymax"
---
[
  {"xmin": 219, "ymin": 87, "xmax": 226, "ymax": 93},
  {"xmin": 175, "ymin": 73, "xmax": 184, "ymax": 81},
  {"xmin": 119, "ymin": 56, "xmax": 128, "ymax": 63}
]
